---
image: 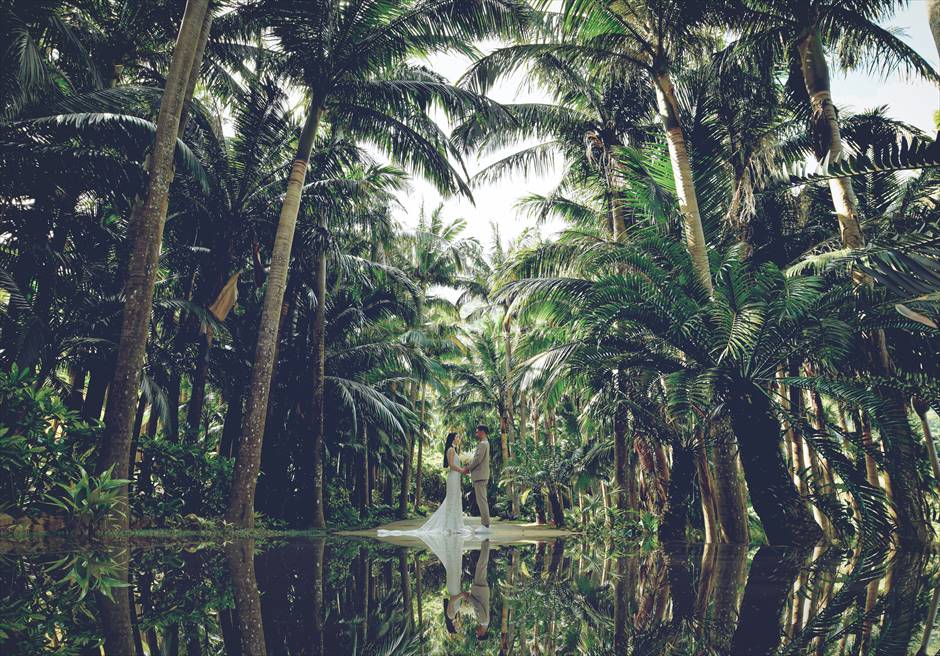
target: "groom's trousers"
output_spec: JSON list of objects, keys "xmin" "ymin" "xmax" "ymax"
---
[{"xmin": 473, "ymin": 481, "xmax": 490, "ymax": 527}]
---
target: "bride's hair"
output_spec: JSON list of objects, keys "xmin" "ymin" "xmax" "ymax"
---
[
  {"xmin": 443, "ymin": 432, "xmax": 458, "ymax": 468},
  {"xmin": 443, "ymin": 597, "xmax": 457, "ymax": 634}
]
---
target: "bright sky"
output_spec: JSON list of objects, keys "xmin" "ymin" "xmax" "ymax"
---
[{"xmin": 395, "ymin": 2, "xmax": 940, "ymax": 248}]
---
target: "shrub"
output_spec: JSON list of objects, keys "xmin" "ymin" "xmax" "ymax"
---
[
  {"xmin": 0, "ymin": 365, "xmax": 99, "ymax": 516},
  {"xmin": 133, "ymin": 436, "xmax": 233, "ymax": 522},
  {"xmin": 325, "ymin": 482, "xmax": 359, "ymax": 527},
  {"xmin": 419, "ymin": 464, "xmax": 447, "ymax": 506},
  {"xmin": 45, "ymin": 466, "xmax": 130, "ymax": 535}
]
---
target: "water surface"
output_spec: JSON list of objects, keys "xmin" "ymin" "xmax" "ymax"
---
[{"xmin": 1, "ymin": 537, "xmax": 937, "ymax": 655}]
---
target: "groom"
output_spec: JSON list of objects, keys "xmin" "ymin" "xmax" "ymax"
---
[{"xmin": 464, "ymin": 424, "xmax": 491, "ymax": 533}]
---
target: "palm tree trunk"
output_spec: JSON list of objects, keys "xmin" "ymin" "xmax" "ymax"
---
[
  {"xmin": 227, "ymin": 104, "xmax": 324, "ymax": 528},
  {"xmin": 65, "ymin": 365, "xmax": 86, "ymax": 412},
  {"xmin": 930, "ymin": 0, "xmax": 940, "ymax": 63},
  {"xmin": 503, "ymin": 311, "xmax": 519, "ymax": 517},
  {"xmin": 913, "ymin": 396, "xmax": 940, "ymax": 482},
  {"xmin": 399, "ymin": 400, "xmax": 414, "ymax": 518},
  {"xmin": 548, "ymin": 485, "xmax": 565, "ymax": 527},
  {"xmin": 613, "ymin": 397, "xmax": 630, "ymax": 515},
  {"xmin": 184, "ymin": 333, "xmax": 210, "ymax": 440},
  {"xmin": 98, "ymin": 0, "xmax": 212, "ymax": 530},
  {"xmin": 224, "ymin": 540, "xmax": 267, "ymax": 656},
  {"xmin": 82, "ymin": 362, "xmax": 109, "ymax": 422},
  {"xmin": 310, "ymin": 235, "xmax": 327, "ymax": 528},
  {"xmin": 694, "ymin": 440, "xmax": 720, "ymax": 543},
  {"xmin": 219, "ymin": 391, "xmax": 242, "ymax": 459},
  {"xmin": 797, "ymin": 29, "xmax": 865, "ymax": 250},
  {"xmin": 357, "ymin": 423, "xmax": 369, "ymax": 513},
  {"xmin": 653, "ymin": 70, "xmax": 712, "ymax": 294},
  {"xmin": 799, "ymin": 26, "xmax": 930, "ymax": 546},
  {"xmin": 711, "ymin": 429, "xmax": 750, "ymax": 543},
  {"xmin": 659, "ymin": 438, "xmax": 694, "ymax": 542},
  {"xmin": 728, "ymin": 385, "xmax": 821, "ymax": 544},
  {"xmin": 414, "ymin": 384, "xmax": 426, "ymax": 512},
  {"xmin": 383, "ymin": 469, "xmax": 393, "ymax": 506}
]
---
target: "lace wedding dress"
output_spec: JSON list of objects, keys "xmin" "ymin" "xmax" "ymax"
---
[{"xmin": 377, "ymin": 447, "xmax": 470, "ymax": 537}]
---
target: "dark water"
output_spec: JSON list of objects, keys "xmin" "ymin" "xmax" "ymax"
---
[{"xmin": 1, "ymin": 537, "xmax": 937, "ymax": 655}]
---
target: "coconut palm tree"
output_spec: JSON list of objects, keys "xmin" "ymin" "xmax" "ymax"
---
[
  {"xmin": 99, "ymin": 0, "xmax": 213, "ymax": 530},
  {"xmin": 392, "ymin": 205, "xmax": 473, "ymax": 515},
  {"xmin": 727, "ymin": 0, "xmax": 940, "ymax": 545},
  {"xmin": 225, "ymin": 0, "xmax": 532, "ymax": 528},
  {"xmin": 729, "ymin": 0, "xmax": 938, "ymax": 249},
  {"xmin": 540, "ymin": 0, "xmax": 737, "ymax": 292}
]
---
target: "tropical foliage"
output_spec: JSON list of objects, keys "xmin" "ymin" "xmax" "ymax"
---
[{"xmin": 2, "ymin": 0, "xmax": 940, "ymax": 555}]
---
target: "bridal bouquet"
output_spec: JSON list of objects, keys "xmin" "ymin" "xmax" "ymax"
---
[{"xmin": 458, "ymin": 452, "xmax": 472, "ymax": 466}]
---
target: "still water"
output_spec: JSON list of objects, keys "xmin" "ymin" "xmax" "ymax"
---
[{"xmin": 1, "ymin": 537, "xmax": 938, "ymax": 655}]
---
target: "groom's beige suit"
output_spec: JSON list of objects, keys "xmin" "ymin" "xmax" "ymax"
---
[
  {"xmin": 468, "ymin": 438, "xmax": 490, "ymax": 527},
  {"xmin": 468, "ymin": 540, "xmax": 490, "ymax": 627}
]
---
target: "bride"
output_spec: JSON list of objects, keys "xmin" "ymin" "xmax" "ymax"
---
[{"xmin": 378, "ymin": 431, "xmax": 470, "ymax": 536}]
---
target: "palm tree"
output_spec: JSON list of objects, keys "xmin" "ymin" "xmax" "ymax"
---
[
  {"xmin": 98, "ymin": 0, "xmax": 213, "ymax": 530},
  {"xmin": 446, "ymin": 322, "xmax": 515, "ymax": 512},
  {"xmin": 394, "ymin": 205, "xmax": 472, "ymax": 515},
  {"xmin": 729, "ymin": 0, "xmax": 940, "ymax": 546},
  {"xmin": 504, "ymin": 228, "xmax": 849, "ymax": 544},
  {"xmin": 549, "ymin": 0, "xmax": 736, "ymax": 292},
  {"xmin": 226, "ymin": 0, "xmax": 531, "ymax": 528},
  {"xmin": 730, "ymin": 0, "xmax": 938, "ymax": 250}
]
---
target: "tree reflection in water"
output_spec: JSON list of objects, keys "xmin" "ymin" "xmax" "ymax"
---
[{"xmin": 1, "ymin": 538, "xmax": 939, "ymax": 655}]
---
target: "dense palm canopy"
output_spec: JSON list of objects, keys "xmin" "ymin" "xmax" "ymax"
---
[{"xmin": 2, "ymin": 0, "xmax": 940, "ymax": 564}]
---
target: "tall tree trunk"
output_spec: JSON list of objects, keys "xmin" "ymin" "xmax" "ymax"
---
[
  {"xmin": 165, "ymin": 372, "xmax": 182, "ymax": 442},
  {"xmin": 694, "ymin": 440, "xmax": 720, "ymax": 543},
  {"xmin": 219, "ymin": 391, "xmax": 242, "ymax": 459},
  {"xmin": 224, "ymin": 540, "xmax": 267, "ymax": 656},
  {"xmin": 357, "ymin": 422, "xmax": 369, "ymax": 513},
  {"xmin": 727, "ymin": 383, "xmax": 822, "ymax": 544},
  {"xmin": 659, "ymin": 439, "xmax": 693, "ymax": 542},
  {"xmin": 503, "ymin": 311, "xmax": 519, "ymax": 518},
  {"xmin": 711, "ymin": 424, "xmax": 750, "ymax": 543},
  {"xmin": 930, "ymin": 0, "xmax": 940, "ymax": 63},
  {"xmin": 913, "ymin": 396, "xmax": 940, "ymax": 482},
  {"xmin": 613, "ymin": 395, "xmax": 630, "ymax": 515},
  {"xmin": 310, "ymin": 235, "xmax": 327, "ymax": 528},
  {"xmin": 548, "ymin": 484, "xmax": 565, "ymax": 527},
  {"xmin": 797, "ymin": 29, "xmax": 864, "ymax": 250},
  {"xmin": 383, "ymin": 468, "xmax": 393, "ymax": 506},
  {"xmin": 652, "ymin": 69, "xmax": 712, "ymax": 294},
  {"xmin": 227, "ymin": 104, "xmax": 324, "ymax": 528},
  {"xmin": 98, "ymin": 0, "xmax": 213, "ymax": 530},
  {"xmin": 399, "ymin": 434, "xmax": 413, "ymax": 518},
  {"xmin": 66, "ymin": 365, "xmax": 86, "ymax": 412},
  {"xmin": 799, "ymin": 27, "xmax": 929, "ymax": 546},
  {"xmin": 82, "ymin": 362, "xmax": 109, "ymax": 422},
  {"xmin": 127, "ymin": 395, "xmax": 146, "ymax": 500},
  {"xmin": 414, "ymin": 384, "xmax": 426, "ymax": 512},
  {"xmin": 138, "ymin": 404, "xmax": 159, "ymax": 501},
  {"xmin": 184, "ymin": 334, "xmax": 210, "ymax": 440}
]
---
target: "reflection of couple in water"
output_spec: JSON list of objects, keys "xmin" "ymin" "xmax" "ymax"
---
[{"xmin": 440, "ymin": 538, "xmax": 490, "ymax": 642}]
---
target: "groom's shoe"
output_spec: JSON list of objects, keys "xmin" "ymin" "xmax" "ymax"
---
[{"xmin": 475, "ymin": 524, "xmax": 492, "ymax": 533}]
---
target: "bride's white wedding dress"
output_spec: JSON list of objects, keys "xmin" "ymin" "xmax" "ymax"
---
[{"xmin": 377, "ymin": 447, "xmax": 470, "ymax": 537}]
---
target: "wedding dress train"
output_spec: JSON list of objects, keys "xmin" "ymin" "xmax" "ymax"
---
[{"xmin": 377, "ymin": 451, "xmax": 470, "ymax": 537}]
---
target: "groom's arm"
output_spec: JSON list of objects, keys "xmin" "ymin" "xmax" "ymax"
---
[{"xmin": 467, "ymin": 442, "xmax": 486, "ymax": 472}]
